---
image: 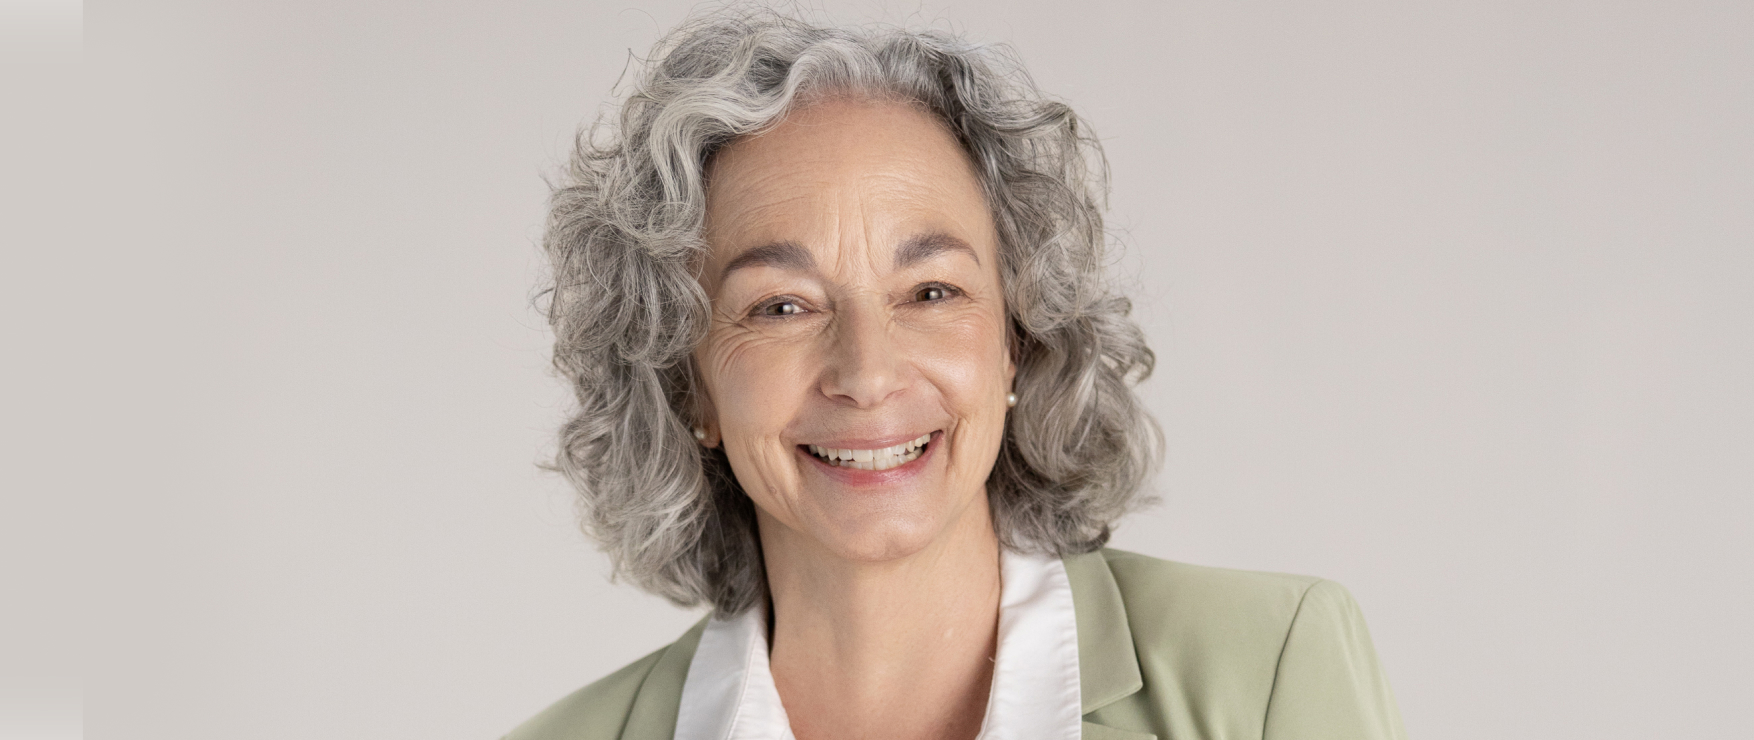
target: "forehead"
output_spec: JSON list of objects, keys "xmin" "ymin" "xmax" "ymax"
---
[{"xmin": 702, "ymin": 97, "xmax": 995, "ymax": 262}]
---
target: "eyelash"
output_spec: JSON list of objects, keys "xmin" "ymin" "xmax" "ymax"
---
[{"xmin": 748, "ymin": 283, "xmax": 962, "ymax": 320}]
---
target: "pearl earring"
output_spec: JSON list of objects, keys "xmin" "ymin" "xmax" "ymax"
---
[
  {"xmin": 1006, "ymin": 392, "xmax": 1017, "ymax": 408},
  {"xmin": 692, "ymin": 427, "xmax": 707, "ymax": 441}
]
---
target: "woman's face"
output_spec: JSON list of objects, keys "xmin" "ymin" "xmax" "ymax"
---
[{"xmin": 696, "ymin": 97, "xmax": 1014, "ymax": 564}]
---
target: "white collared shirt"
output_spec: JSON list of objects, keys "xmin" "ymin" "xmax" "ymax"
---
[{"xmin": 673, "ymin": 549, "xmax": 1083, "ymax": 740}]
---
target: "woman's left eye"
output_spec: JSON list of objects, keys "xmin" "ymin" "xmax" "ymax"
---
[{"xmin": 913, "ymin": 284, "xmax": 955, "ymax": 302}]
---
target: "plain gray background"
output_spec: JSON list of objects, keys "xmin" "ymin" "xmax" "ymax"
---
[{"xmin": 25, "ymin": 0, "xmax": 1753, "ymax": 738}]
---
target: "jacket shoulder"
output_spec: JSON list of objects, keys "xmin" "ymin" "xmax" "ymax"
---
[
  {"xmin": 1099, "ymin": 547, "xmax": 1328, "ymax": 670},
  {"xmin": 1100, "ymin": 548, "xmax": 1323, "ymax": 624},
  {"xmin": 1088, "ymin": 549, "xmax": 1403, "ymax": 739},
  {"xmin": 502, "ymin": 646, "xmax": 668, "ymax": 740}
]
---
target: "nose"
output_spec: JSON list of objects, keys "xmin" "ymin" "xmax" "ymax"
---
[{"xmin": 819, "ymin": 301, "xmax": 907, "ymax": 408}]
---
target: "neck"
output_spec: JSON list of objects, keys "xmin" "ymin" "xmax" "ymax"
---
[{"xmin": 759, "ymin": 500, "xmax": 1002, "ymax": 740}]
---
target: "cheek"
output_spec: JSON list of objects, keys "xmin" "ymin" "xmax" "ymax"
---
[
  {"xmin": 913, "ymin": 313, "xmax": 1011, "ymax": 400},
  {"xmin": 907, "ymin": 314, "xmax": 1013, "ymax": 476},
  {"xmin": 915, "ymin": 322, "xmax": 1011, "ymax": 497},
  {"xmin": 700, "ymin": 329, "xmax": 810, "ymax": 438},
  {"xmin": 699, "ymin": 331, "xmax": 820, "ymax": 521}
]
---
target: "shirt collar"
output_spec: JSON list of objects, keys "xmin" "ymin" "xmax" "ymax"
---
[{"xmin": 674, "ymin": 549, "xmax": 1084, "ymax": 740}]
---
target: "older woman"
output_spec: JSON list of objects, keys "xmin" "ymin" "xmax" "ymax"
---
[{"xmin": 511, "ymin": 10, "xmax": 1404, "ymax": 740}]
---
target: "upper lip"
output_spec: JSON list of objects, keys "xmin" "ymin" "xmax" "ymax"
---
[{"xmin": 800, "ymin": 431, "xmax": 936, "ymax": 449}]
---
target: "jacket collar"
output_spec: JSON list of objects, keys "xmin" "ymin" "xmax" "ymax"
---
[
  {"xmin": 621, "ymin": 617, "xmax": 706, "ymax": 739},
  {"xmin": 1061, "ymin": 549, "xmax": 1145, "ymax": 715}
]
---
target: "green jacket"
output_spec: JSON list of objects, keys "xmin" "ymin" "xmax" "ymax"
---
[{"xmin": 506, "ymin": 549, "xmax": 1407, "ymax": 740}]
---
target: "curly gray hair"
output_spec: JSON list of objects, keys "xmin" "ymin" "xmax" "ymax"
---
[{"xmin": 544, "ymin": 8, "xmax": 1161, "ymax": 616}]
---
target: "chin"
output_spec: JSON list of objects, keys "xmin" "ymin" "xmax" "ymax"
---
[
  {"xmin": 798, "ymin": 485, "xmax": 988, "ymax": 564},
  {"xmin": 817, "ymin": 517, "xmax": 942, "ymax": 563}
]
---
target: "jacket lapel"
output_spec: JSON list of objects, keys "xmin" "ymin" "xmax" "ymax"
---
[
  {"xmin": 619, "ymin": 617, "xmax": 708, "ymax": 740},
  {"xmin": 1064, "ymin": 550, "xmax": 1157, "ymax": 740}
]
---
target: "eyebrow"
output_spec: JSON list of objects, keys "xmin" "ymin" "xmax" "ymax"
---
[
  {"xmin": 893, "ymin": 232, "xmax": 980, "ymax": 270},
  {"xmin": 719, "ymin": 240, "xmax": 816, "ymax": 282},
  {"xmin": 717, "ymin": 232, "xmax": 978, "ymax": 282}
]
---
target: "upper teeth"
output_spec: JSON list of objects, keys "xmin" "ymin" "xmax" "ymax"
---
[{"xmin": 808, "ymin": 433, "xmax": 933, "ymax": 471}]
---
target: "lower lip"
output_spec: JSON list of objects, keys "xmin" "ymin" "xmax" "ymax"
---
[{"xmin": 799, "ymin": 432, "xmax": 939, "ymax": 486}]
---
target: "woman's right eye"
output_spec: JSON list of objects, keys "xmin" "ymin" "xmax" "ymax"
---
[{"xmin": 758, "ymin": 300, "xmax": 804, "ymax": 317}]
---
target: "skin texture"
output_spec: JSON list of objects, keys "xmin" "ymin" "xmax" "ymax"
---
[{"xmin": 694, "ymin": 96, "xmax": 1015, "ymax": 740}]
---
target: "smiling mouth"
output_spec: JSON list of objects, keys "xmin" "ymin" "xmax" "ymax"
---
[{"xmin": 804, "ymin": 433, "xmax": 934, "ymax": 471}]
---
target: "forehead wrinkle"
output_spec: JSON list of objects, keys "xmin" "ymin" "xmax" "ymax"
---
[
  {"xmin": 706, "ymin": 99, "xmax": 996, "ymax": 291},
  {"xmin": 713, "ymin": 193, "xmax": 817, "ymax": 244},
  {"xmin": 706, "ymin": 167, "xmax": 824, "ymax": 235},
  {"xmin": 706, "ymin": 176, "xmax": 830, "ymax": 291}
]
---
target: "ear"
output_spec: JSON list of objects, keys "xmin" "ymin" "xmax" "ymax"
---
[
  {"xmin": 695, "ymin": 421, "xmax": 721, "ymax": 449},
  {"xmin": 693, "ymin": 407, "xmax": 722, "ymax": 449},
  {"xmin": 693, "ymin": 426, "xmax": 721, "ymax": 448},
  {"xmin": 692, "ymin": 361, "xmax": 722, "ymax": 449}
]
